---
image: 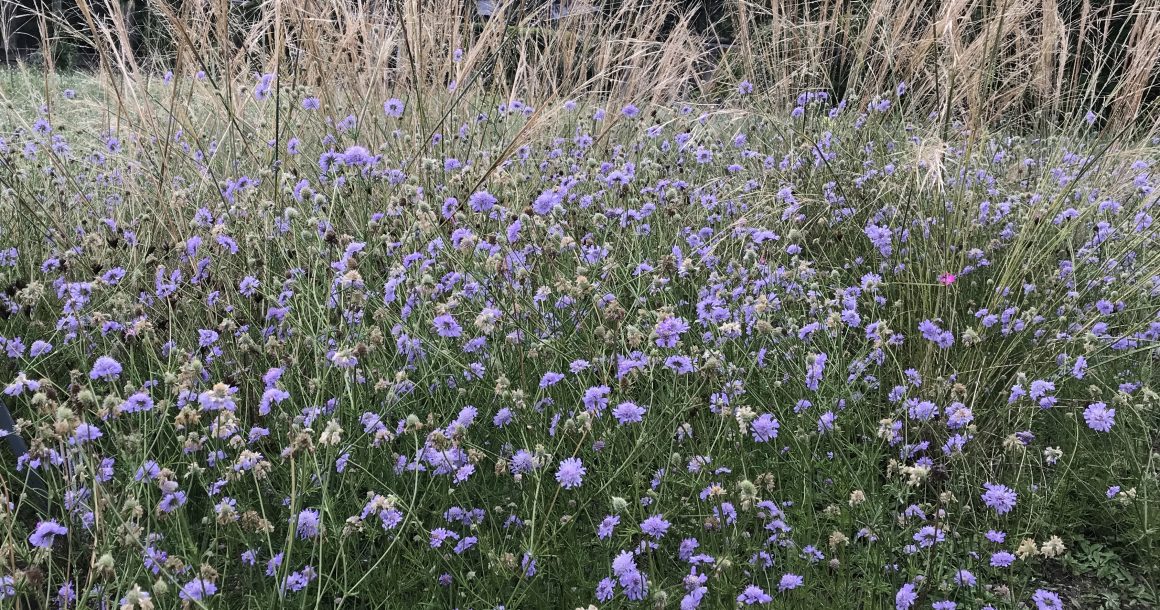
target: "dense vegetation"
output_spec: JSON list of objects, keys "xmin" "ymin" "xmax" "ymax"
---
[{"xmin": 1, "ymin": 1, "xmax": 1158, "ymax": 608}]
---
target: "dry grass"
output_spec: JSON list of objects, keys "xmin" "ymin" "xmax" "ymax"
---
[{"xmin": 4, "ymin": 0, "xmax": 1159, "ymax": 136}]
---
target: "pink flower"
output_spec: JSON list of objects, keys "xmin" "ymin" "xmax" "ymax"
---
[{"xmin": 938, "ymin": 272, "xmax": 957, "ymax": 286}]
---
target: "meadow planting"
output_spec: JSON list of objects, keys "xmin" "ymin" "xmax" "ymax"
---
[{"xmin": 0, "ymin": 55, "xmax": 1158, "ymax": 609}]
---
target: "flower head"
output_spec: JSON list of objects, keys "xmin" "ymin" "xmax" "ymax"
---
[
  {"xmin": 556, "ymin": 457, "xmax": 586, "ymax": 489},
  {"xmin": 981, "ymin": 482, "xmax": 1017, "ymax": 514},
  {"xmin": 89, "ymin": 356, "xmax": 122, "ymax": 381},
  {"xmin": 29, "ymin": 520, "xmax": 67, "ymax": 548}
]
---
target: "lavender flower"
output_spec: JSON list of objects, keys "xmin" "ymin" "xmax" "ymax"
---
[
  {"xmin": 1083, "ymin": 402, "xmax": 1115, "ymax": 432},
  {"xmin": 737, "ymin": 584, "xmax": 772, "ymax": 604},
  {"xmin": 555, "ymin": 457, "xmax": 586, "ymax": 489},
  {"xmin": 28, "ymin": 520, "xmax": 67, "ymax": 548},
  {"xmin": 981, "ymin": 482, "xmax": 1018, "ymax": 515},
  {"xmin": 89, "ymin": 356, "xmax": 122, "ymax": 381}
]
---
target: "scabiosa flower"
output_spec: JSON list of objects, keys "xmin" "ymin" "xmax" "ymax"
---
[
  {"xmin": 29, "ymin": 520, "xmax": 67, "ymax": 548},
  {"xmin": 70, "ymin": 423, "xmax": 102, "ymax": 445},
  {"xmin": 384, "ymin": 98, "xmax": 405, "ymax": 118},
  {"xmin": 954, "ymin": 569, "xmax": 976, "ymax": 587},
  {"xmin": 895, "ymin": 582, "xmax": 918, "ymax": 610},
  {"xmin": 654, "ymin": 316, "xmax": 689, "ymax": 348},
  {"xmin": 1083, "ymin": 402, "xmax": 1115, "ymax": 432},
  {"xmin": 179, "ymin": 578, "xmax": 217, "ymax": 602},
  {"xmin": 89, "ymin": 355, "xmax": 122, "ymax": 380},
  {"xmin": 540, "ymin": 371, "xmax": 565, "ymax": 388},
  {"xmin": 1032, "ymin": 588, "xmax": 1063, "ymax": 610},
  {"xmin": 254, "ymin": 73, "xmax": 275, "ymax": 100},
  {"xmin": 981, "ymin": 482, "xmax": 1018, "ymax": 514},
  {"xmin": 29, "ymin": 340, "xmax": 52, "ymax": 356},
  {"xmin": 914, "ymin": 525, "xmax": 945, "ymax": 547},
  {"xmin": 990, "ymin": 550, "xmax": 1016, "ymax": 567},
  {"xmin": 597, "ymin": 515, "xmax": 619, "ymax": 539},
  {"xmin": 739, "ymin": 80, "xmax": 754, "ymax": 95},
  {"xmin": 430, "ymin": 528, "xmax": 459, "ymax": 548},
  {"xmin": 737, "ymin": 584, "xmax": 772, "ymax": 604},
  {"xmin": 433, "ymin": 314, "xmax": 463, "ymax": 338},
  {"xmin": 493, "ymin": 407, "xmax": 514, "ymax": 428},
  {"xmin": 640, "ymin": 514, "xmax": 671, "ymax": 539},
  {"xmin": 751, "ymin": 414, "xmax": 779, "ymax": 442},
  {"xmin": 341, "ymin": 145, "xmax": 376, "ymax": 167},
  {"xmin": 1085, "ymin": 110, "xmax": 1098, "ymax": 125},
  {"xmin": 555, "ymin": 457, "xmax": 586, "ymax": 489},
  {"xmin": 295, "ymin": 509, "xmax": 321, "ymax": 539},
  {"xmin": 596, "ymin": 577, "xmax": 616, "ymax": 601},
  {"xmin": 778, "ymin": 573, "xmax": 804, "ymax": 591},
  {"xmin": 612, "ymin": 401, "xmax": 646, "ymax": 425},
  {"xmin": 1072, "ymin": 355, "xmax": 1088, "ymax": 379},
  {"xmin": 582, "ymin": 385, "xmax": 611, "ymax": 412},
  {"xmin": 468, "ymin": 190, "xmax": 497, "ymax": 212}
]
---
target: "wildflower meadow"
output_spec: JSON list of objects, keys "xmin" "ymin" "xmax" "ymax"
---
[{"xmin": 0, "ymin": 2, "xmax": 1159, "ymax": 609}]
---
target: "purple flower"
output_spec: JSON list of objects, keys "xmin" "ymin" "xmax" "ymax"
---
[
  {"xmin": 179, "ymin": 578, "xmax": 217, "ymax": 601},
  {"xmin": 990, "ymin": 551, "xmax": 1016, "ymax": 567},
  {"xmin": 295, "ymin": 509, "xmax": 321, "ymax": 539},
  {"xmin": 751, "ymin": 414, "xmax": 779, "ymax": 442},
  {"xmin": 582, "ymin": 385, "xmax": 611, "ymax": 412},
  {"xmin": 914, "ymin": 525, "xmax": 945, "ymax": 547},
  {"xmin": 805, "ymin": 352, "xmax": 827, "ymax": 391},
  {"xmin": 254, "ymin": 73, "xmax": 275, "ymax": 100},
  {"xmin": 539, "ymin": 371, "xmax": 565, "ymax": 388},
  {"xmin": 468, "ymin": 190, "xmax": 497, "ymax": 212},
  {"xmin": 1072, "ymin": 355, "xmax": 1087, "ymax": 379},
  {"xmin": 612, "ymin": 401, "xmax": 646, "ymax": 425},
  {"xmin": 28, "ymin": 520, "xmax": 67, "ymax": 548},
  {"xmin": 981, "ymin": 482, "xmax": 1017, "ymax": 514},
  {"xmin": 778, "ymin": 573, "xmax": 803, "ymax": 591},
  {"xmin": 596, "ymin": 577, "xmax": 615, "ymax": 601},
  {"xmin": 1032, "ymin": 588, "xmax": 1063, "ymax": 610},
  {"xmin": 70, "ymin": 423, "xmax": 102, "ymax": 445},
  {"xmin": 737, "ymin": 584, "xmax": 772, "ymax": 605},
  {"xmin": 433, "ymin": 314, "xmax": 463, "ymax": 338},
  {"xmin": 954, "ymin": 569, "xmax": 976, "ymax": 587},
  {"xmin": 654, "ymin": 316, "xmax": 689, "ymax": 348},
  {"xmin": 1083, "ymin": 402, "xmax": 1115, "ymax": 432},
  {"xmin": 895, "ymin": 583, "xmax": 917, "ymax": 610},
  {"xmin": 918, "ymin": 319, "xmax": 954, "ymax": 348},
  {"xmin": 384, "ymin": 98, "xmax": 405, "ymax": 118},
  {"xmin": 597, "ymin": 515, "xmax": 619, "ymax": 539},
  {"xmin": 430, "ymin": 528, "xmax": 460, "ymax": 548},
  {"xmin": 493, "ymin": 407, "xmax": 514, "ymax": 428},
  {"xmin": 341, "ymin": 145, "xmax": 376, "ymax": 168},
  {"xmin": 89, "ymin": 356, "xmax": 122, "ymax": 381},
  {"xmin": 29, "ymin": 340, "xmax": 52, "ymax": 357},
  {"xmin": 555, "ymin": 457, "xmax": 586, "ymax": 489},
  {"xmin": 640, "ymin": 514, "xmax": 671, "ymax": 539}
]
